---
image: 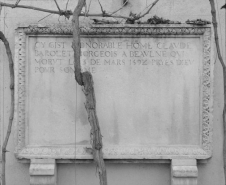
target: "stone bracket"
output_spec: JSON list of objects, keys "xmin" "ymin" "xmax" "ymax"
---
[
  {"xmin": 171, "ymin": 159, "xmax": 198, "ymax": 185},
  {"xmin": 29, "ymin": 159, "xmax": 57, "ymax": 185}
]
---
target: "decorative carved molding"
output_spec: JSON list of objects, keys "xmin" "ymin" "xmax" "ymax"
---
[
  {"xmin": 16, "ymin": 146, "xmax": 208, "ymax": 159},
  {"xmin": 171, "ymin": 159, "xmax": 198, "ymax": 185},
  {"xmin": 172, "ymin": 166, "xmax": 198, "ymax": 177},
  {"xmin": 30, "ymin": 159, "xmax": 57, "ymax": 185},
  {"xmin": 22, "ymin": 24, "xmax": 208, "ymax": 36},
  {"xmin": 14, "ymin": 24, "xmax": 213, "ymax": 160}
]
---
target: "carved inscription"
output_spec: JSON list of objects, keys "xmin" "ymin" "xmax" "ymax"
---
[
  {"xmin": 32, "ymin": 37, "xmax": 196, "ymax": 75},
  {"xmin": 81, "ymin": 39, "xmax": 194, "ymax": 72},
  {"xmin": 28, "ymin": 36, "xmax": 201, "ymax": 147},
  {"xmin": 81, "ymin": 38, "xmax": 195, "ymax": 74},
  {"xmin": 15, "ymin": 26, "xmax": 213, "ymax": 160},
  {"xmin": 33, "ymin": 39, "xmax": 74, "ymax": 74}
]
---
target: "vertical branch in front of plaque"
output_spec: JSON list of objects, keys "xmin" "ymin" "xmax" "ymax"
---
[{"xmin": 72, "ymin": 1, "xmax": 107, "ymax": 185}]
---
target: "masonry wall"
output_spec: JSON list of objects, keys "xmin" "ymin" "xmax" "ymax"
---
[{"xmin": 0, "ymin": 0, "xmax": 225, "ymax": 184}]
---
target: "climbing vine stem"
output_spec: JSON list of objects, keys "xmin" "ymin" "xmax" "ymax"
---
[
  {"xmin": 72, "ymin": 0, "xmax": 107, "ymax": 184},
  {"xmin": 0, "ymin": 31, "xmax": 14, "ymax": 185},
  {"xmin": 209, "ymin": 0, "xmax": 226, "ymax": 184}
]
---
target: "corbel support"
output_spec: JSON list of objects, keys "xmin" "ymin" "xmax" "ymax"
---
[
  {"xmin": 171, "ymin": 159, "xmax": 198, "ymax": 185},
  {"xmin": 29, "ymin": 159, "xmax": 57, "ymax": 185}
]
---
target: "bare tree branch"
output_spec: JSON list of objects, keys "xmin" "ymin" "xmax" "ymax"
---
[
  {"xmin": 125, "ymin": 0, "xmax": 160, "ymax": 23},
  {"xmin": 136, "ymin": 0, "xmax": 160, "ymax": 20},
  {"xmin": 110, "ymin": 0, "xmax": 128, "ymax": 16},
  {"xmin": 72, "ymin": 0, "xmax": 108, "ymax": 184},
  {"xmin": 138, "ymin": 2, "xmax": 152, "ymax": 17},
  {"xmin": 13, "ymin": 0, "xmax": 21, "ymax": 8},
  {"xmin": 65, "ymin": 0, "xmax": 70, "ymax": 11},
  {"xmin": 38, "ymin": 13, "xmax": 52, "ymax": 22},
  {"xmin": 0, "ymin": 2, "xmax": 66, "ymax": 15},
  {"xmin": 0, "ymin": 31, "xmax": 14, "ymax": 185},
  {"xmin": 82, "ymin": 73, "xmax": 108, "ymax": 185},
  {"xmin": 86, "ymin": 0, "xmax": 93, "ymax": 15},
  {"xmin": 208, "ymin": 1, "xmax": 226, "ymax": 184},
  {"xmin": 209, "ymin": 0, "xmax": 225, "ymax": 68},
  {"xmin": 53, "ymin": 0, "xmax": 61, "ymax": 12},
  {"xmin": 81, "ymin": 13, "xmax": 129, "ymax": 19},
  {"xmin": 0, "ymin": 0, "xmax": 160, "ymax": 26},
  {"xmin": 0, "ymin": 1, "xmax": 130, "ymax": 19},
  {"xmin": 97, "ymin": 0, "xmax": 105, "ymax": 16},
  {"xmin": 72, "ymin": 0, "xmax": 84, "ymax": 85}
]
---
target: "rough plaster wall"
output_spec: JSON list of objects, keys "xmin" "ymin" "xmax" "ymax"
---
[{"xmin": 0, "ymin": 0, "xmax": 225, "ymax": 184}]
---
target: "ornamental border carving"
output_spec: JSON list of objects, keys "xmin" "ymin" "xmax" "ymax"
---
[{"xmin": 14, "ymin": 24, "xmax": 213, "ymax": 160}]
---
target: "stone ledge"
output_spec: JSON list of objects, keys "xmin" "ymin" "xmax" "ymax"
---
[
  {"xmin": 29, "ymin": 159, "xmax": 57, "ymax": 185},
  {"xmin": 171, "ymin": 159, "xmax": 198, "ymax": 185}
]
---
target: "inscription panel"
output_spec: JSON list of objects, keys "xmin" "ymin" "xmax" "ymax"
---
[{"xmin": 14, "ymin": 25, "xmax": 213, "ymax": 160}]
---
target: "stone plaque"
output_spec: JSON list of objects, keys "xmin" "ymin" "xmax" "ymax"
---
[{"xmin": 14, "ymin": 25, "xmax": 213, "ymax": 160}]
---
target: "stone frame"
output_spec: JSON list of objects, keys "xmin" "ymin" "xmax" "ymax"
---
[{"xmin": 14, "ymin": 24, "xmax": 213, "ymax": 160}]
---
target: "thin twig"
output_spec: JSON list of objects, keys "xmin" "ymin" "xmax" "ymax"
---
[
  {"xmin": 215, "ymin": 0, "xmax": 224, "ymax": 56},
  {"xmin": 136, "ymin": 0, "xmax": 160, "ymax": 20},
  {"xmin": 38, "ymin": 13, "xmax": 52, "ymax": 22},
  {"xmin": 97, "ymin": 0, "xmax": 105, "ymax": 15},
  {"xmin": 0, "ymin": 0, "xmax": 158, "ymax": 21},
  {"xmin": 13, "ymin": 0, "xmax": 21, "ymax": 8},
  {"xmin": 138, "ymin": 2, "xmax": 152, "ymax": 17},
  {"xmin": 4, "ymin": 12, "xmax": 8, "ymax": 28},
  {"xmin": 0, "ymin": 4, "xmax": 2, "ymax": 15},
  {"xmin": 58, "ymin": 15, "xmax": 61, "ymax": 23},
  {"xmin": 65, "ymin": 0, "xmax": 70, "ymax": 10},
  {"xmin": 84, "ymin": 1, "xmax": 87, "ymax": 16},
  {"xmin": 125, "ymin": 0, "xmax": 160, "ymax": 23},
  {"xmin": 86, "ymin": 0, "xmax": 92, "ymax": 15},
  {"xmin": 209, "ymin": 0, "xmax": 225, "ymax": 68},
  {"xmin": 80, "ymin": 12, "xmax": 129, "ymax": 19},
  {"xmin": 0, "ymin": 2, "xmax": 130, "ymax": 19},
  {"xmin": 0, "ymin": 2, "xmax": 64, "ymax": 15},
  {"xmin": 0, "ymin": 31, "xmax": 14, "ymax": 185},
  {"xmin": 53, "ymin": 0, "xmax": 61, "ymax": 12},
  {"xmin": 110, "ymin": 0, "xmax": 128, "ymax": 16}
]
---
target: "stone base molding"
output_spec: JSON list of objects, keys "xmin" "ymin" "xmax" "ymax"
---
[
  {"xmin": 171, "ymin": 159, "xmax": 198, "ymax": 185},
  {"xmin": 29, "ymin": 159, "xmax": 57, "ymax": 185}
]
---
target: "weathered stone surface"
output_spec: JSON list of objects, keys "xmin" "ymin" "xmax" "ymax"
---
[
  {"xmin": 30, "ymin": 159, "xmax": 57, "ymax": 185},
  {"xmin": 171, "ymin": 159, "xmax": 198, "ymax": 185},
  {"xmin": 28, "ymin": 36, "xmax": 200, "ymax": 146},
  {"xmin": 14, "ymin": 24, "xmax": 213, "ymax": 160}
]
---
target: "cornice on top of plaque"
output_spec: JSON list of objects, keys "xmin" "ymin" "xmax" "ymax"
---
[
  {"xmin": 16, "ymin": 23, "xmax": 212, "ymax": 28},
  {"xmin": 16, "ymin": 23, "xmax": 212, "ymax": 36}
]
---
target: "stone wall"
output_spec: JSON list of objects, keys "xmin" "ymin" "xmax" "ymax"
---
[{"xmin": 0, "ymin": 0, "xmax": 225, "ymax": 184}]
